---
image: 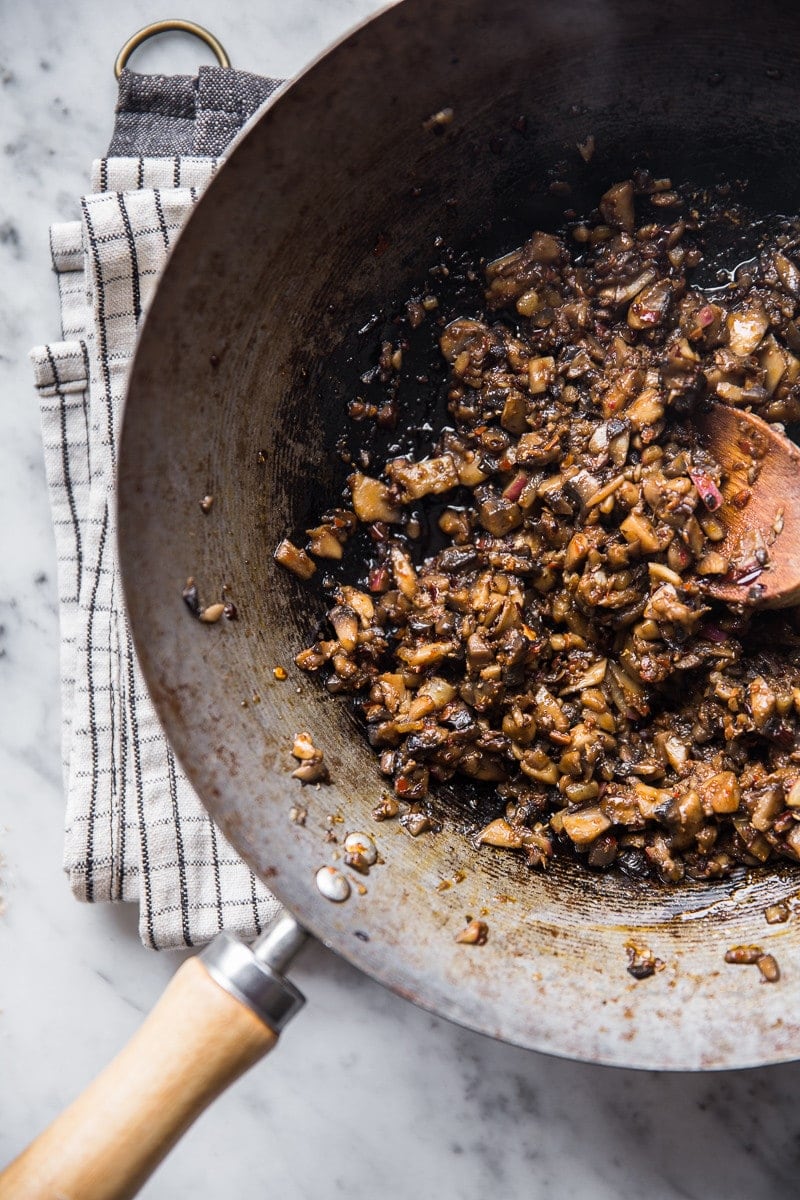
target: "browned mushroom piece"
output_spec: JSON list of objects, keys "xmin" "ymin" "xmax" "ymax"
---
[{"xmin": 287, "ymin": 176, "xmax": 800, "ymax": 887}]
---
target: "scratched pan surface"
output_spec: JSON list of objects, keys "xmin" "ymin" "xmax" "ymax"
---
[{"xmin": 118, "ymin": 0, "xmax": 800, "ymax": 1069}]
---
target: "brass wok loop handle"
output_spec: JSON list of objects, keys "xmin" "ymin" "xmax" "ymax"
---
[{"xmin": 114, "ymin": 19, "xmax": 231, "ymax": 79}]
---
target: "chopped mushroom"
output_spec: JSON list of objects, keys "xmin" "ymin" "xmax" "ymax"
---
[
  {"xmin": 628, "ymin": 279, "xmax": 673, "ymax": 330},
  {"xmin": 329, "ymin": 605, "xmax": 359, "ymax": 653},
  {"xmin": 387, "ymin": 455, "xmax": 459, "ymax": 499},
  {"xmin": 625, "ymin": 941, "xmax": 664, "ymax": 980},
  {"xmin": 455, "ymin": 919, "xmax": 489, "ymax": 945},
  {"xmin": 307, "ymin": 525, "xmax": 344, "ymax": 559},
  {"xmin": 528, "ymin": 356, "xmax": 556, "ymax": 394},
  {"xmin": 725, "ymin": 946, "xmax": 781, "ymax": 982},
  {"xmin": 724, "ymin": 945, "xmax": 763, "ymax": 965},
  {"xmin": 349, "ymin": 473, "xmax": 402, "ymax": 523},
  {"xmin": 291, "ymin": 731, "xmax": 330, "ymax": 785},
  {"xmin": 287, "ymin": 175, "xmax": 800, "ymax": 886},
  {"xmin": 727, "ymin": 303, "xmax": 770, "ymax": 356},
  {"xmin": 765, "ymin": 902, "xmax": 790, "ymax": 925},
  {"xmin": 757, "ymin": 953, "xmax": 781, "ymax": 983},
  {"xmin": 275, "ymin": 539, "xmax": 316, "ymax": 580},
  {"xmin": 292, "ymin": 759, "xmax": 330, "ymax": 785},
  {"xmin": 600, "ymin": 180, "xmax": 636, "ymax": 233},
  {"xmin": 477, "ymin": 818, "xmax": 525, "ymax": 848},
  {"xmin": 199, "ymin": 602, "xmax": 226, "ymax": 624},
  {"xmin": 562, "ymin": 807, "xmax": 612, "ymax": 847}
]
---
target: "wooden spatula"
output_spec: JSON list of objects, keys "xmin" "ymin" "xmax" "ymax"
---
[{"xmin": 692, "ymin": 401, "xmax": 800, "ymax": 608}]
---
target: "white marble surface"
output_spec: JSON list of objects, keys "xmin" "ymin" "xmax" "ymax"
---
[{"xmin": 3, "ymin": 2, "xmax": 800, "ymax": 1197}]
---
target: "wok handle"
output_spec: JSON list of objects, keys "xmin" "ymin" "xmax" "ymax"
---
[{"xmin": 0, "ymin": 926, "xmax": 306, "ymax": 1200}]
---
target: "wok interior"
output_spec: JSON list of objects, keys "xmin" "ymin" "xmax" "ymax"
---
[{"xmin": 119, "ymin": 0, "xmax": 800, "ymax": 1067}]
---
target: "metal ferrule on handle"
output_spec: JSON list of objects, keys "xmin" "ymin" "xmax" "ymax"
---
[{"xmin": 201, "ymin": 913, "xmax": 308, "ymax": 1033}]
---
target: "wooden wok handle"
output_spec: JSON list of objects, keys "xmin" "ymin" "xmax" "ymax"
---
[{"xmin": 0, "ymin": 925, "xmax": 306, "ymax": 1200}]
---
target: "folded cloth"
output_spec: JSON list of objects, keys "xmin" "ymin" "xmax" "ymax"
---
[
  {"xmin": 109, "ymin": 66, "xmax": 280, "ymax": 156},
  {"xmin": 30, "ymin": 66, "xmax": 284, "ymax": 948}
]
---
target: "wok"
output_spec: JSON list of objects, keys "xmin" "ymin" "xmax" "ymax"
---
[{"xmin": 5, "ymin": 0, "xmax": 800, "ymax": 1193}]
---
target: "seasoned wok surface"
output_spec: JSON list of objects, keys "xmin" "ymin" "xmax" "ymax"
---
[{"xmin": 119, "ymin": 0, "xmax": 800, "ymax": 1066}]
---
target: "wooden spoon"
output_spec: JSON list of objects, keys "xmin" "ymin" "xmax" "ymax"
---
[{"xmin": 692, "ymin": 401, "xmax": 800, "ymax": 608}]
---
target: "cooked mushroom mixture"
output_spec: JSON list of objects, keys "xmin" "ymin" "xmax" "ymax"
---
[{"xmin": 279, "ymin": 176, "xmax": 800, "ymax": 885}]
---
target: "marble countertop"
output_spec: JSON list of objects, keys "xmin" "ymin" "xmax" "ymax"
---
[{"xmin": 2, "ymin": 2, "xmax": 800, "ymax": 1197}]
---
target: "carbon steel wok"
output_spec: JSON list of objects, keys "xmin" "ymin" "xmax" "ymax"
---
[
  {"xmin": 8, "ymin": 0, "xmax": 800, "ymax": 1194},
  {"xmin": 120, "ymin": 0, "xmax": 800, "ymax": 1068}
]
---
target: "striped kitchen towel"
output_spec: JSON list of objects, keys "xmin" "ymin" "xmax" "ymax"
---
[{"xmin": 29, "ymin": 67, "xmax": 284, "ymax": 949}]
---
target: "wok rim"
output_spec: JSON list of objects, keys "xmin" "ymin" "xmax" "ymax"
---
[{"xmin": 116, "ymin": 0, "xmax": 800, "ymax": 1072}]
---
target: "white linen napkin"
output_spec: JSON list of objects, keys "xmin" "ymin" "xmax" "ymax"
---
[{"xmin": 30, "ymin": 155, "xmax": 282, "ymax": 948}]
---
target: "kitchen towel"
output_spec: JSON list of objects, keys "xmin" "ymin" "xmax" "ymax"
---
[{"xmin": 29, "ymin": 65, "xmax": 284, "ymax": 949}]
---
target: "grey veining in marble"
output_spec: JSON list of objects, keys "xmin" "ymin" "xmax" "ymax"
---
[{"xmin": 2, "ymin": 2, "xmax": 800, "ymax": 1197}]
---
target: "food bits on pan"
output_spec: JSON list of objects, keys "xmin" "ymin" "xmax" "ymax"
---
[{"xmin": 273, "ymin": 175, "xmax": 800, "ymax": 891}]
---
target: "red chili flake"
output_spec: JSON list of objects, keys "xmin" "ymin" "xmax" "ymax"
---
[
  {"xmin": 689, "ymin": 469, "xmax": 723, "ymax": 511},
  {"xmin": 369, "ymin": 522, "xmax": 389, "ymax": 543},
  {"xmin": 368, "ymin": 564, "xmax": 390, "ymax": 593},
  {"xmin": 699, "ymin": 623, "xmax": 729, "ymax": 644},
  {"xmin": 502, "ymin": 471, "xmax": 530, "ymax": 502},
  {"xmin": 670, "ymin": 542, "xmax": 693, "ymax": 570}
]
